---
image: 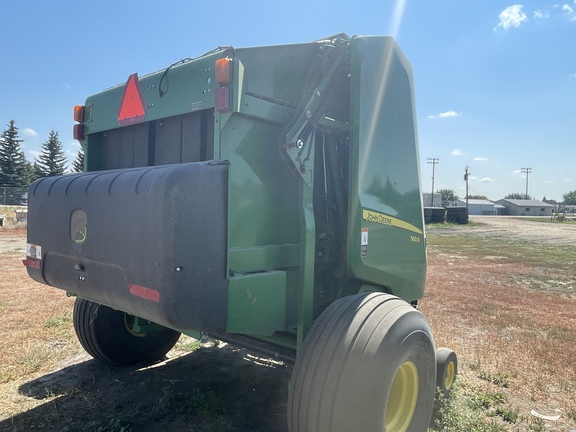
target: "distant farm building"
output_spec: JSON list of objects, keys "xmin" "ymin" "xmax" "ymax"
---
[
  {"xmin": 495, "ymin": 199, "xmax": 554, "ymax": 216},
  {"xmin": 448, "ymin": 199, "xmax": 505, "ymax": 215}
]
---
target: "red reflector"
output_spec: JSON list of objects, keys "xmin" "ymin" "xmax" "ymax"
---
[
  {"xmin": 73, "ymin": 105, "xmax": 84, "ymax": 122},
  {"xmin": 73, "ymin": 124, "xmax": 84, "ymax": 141},
  {"xmin": 215, "ymin": 58, "xmax": 233, "ymax": 85},
  {"xmin": 23, "ymin": 259, "xmax": 41, "ymax": 269},
  {"xmin": 128, "ymin": 284, "xmax": 160, "ymax": 302},
  {"xmin": 215, "ymin": 86, "xmax": 231, "ymax": 112},
  {"xmin": 117, "ymin": 73, "xmax": 147, "ymax": 126}
]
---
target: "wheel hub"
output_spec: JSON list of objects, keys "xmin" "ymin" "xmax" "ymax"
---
[{"xmin": 385, "ymin": 360, "xmax": 419, "ymax": 432}]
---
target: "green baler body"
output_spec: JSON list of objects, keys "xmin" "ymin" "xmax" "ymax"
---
[{"xmin": 26, "ymin": 35, "xmax": 426, "ymax": 351}]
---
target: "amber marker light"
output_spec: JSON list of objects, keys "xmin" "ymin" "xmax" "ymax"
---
[
  {"xmin": 215, "ymin": 58, "xmax": 233, "ymax": 85},
  {"xmin": 73, "ymin": 105, "xmax": 84, "ymax": 123}
]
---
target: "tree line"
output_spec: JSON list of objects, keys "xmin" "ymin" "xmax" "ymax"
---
[
  {"xmin": 0, "ymin": 120, "xmax": 84, "ymax": 204},
  {"xmin": 437, "ymin": 188, "xmax": 576, "ymax": 206}
]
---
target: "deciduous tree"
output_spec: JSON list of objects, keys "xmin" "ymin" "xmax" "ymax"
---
[
  {"xmin": 437, "ymin": 188, "xmax": 458, "ymax": 202},
  {"xmin": 504, "ymin": 193, "xmax": 532, "ymax": 200},
  {"xmin": 562, "ymin": 190, "xmax": 576, "ymax": 205}
]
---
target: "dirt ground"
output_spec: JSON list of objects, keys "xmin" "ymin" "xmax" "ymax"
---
[
  {"xmin": 1, "ymin": 218, "xmax": 575, "ymax": 431},
  {"xmin": 445, "ymin": 215, "xmax": 576, "ymax": 246}
]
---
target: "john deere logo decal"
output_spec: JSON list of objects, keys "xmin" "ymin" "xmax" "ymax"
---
[{"xmin": 70, "ymin": 210, "xmax": 88, "ymax": 244}]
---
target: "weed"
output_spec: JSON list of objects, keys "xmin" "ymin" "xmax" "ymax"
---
[
  {"xmin": 568, "ymin": 409, "xmax": 576, "ymax": 422},
  {"xmin": 429, "ymin": 382, "xmax": 506, "ymax": 432},
  {"xmin": 470, "ymin": 391, "xmax": 506, "ymax": 409},
  {"xmin": 192, "ymin": 385, "xmax": 224, "ymax": 417},
  {"xmin": 468, "ymin": 360, "xmax": 481, "ymax": 371},
  {"xmin": 529, "ymin": 419, "xmax": 545, "ymax": 431},
  {"xmin": 495, "ymin": 406, "xmax": 518, "ymax": 423},
  {"xmin": 152, "ymin": 386, "xmax": 193, "ymax": 419},
  {"xmin": 45, "ymin": 313, "xmax": 72, "ymax": 328},
  {"xmin": 478, "ymin": 371, "xmax": 510, "ymax": 388}
]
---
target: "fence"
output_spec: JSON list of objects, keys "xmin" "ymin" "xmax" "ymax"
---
[{"xmin": 0, "ymin": 187, "xmax": 29, "ymax": 206}]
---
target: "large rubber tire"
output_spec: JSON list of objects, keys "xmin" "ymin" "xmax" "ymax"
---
[
  {"xmin": 436, "ymin": 348, "xmax": 457, "ymax": 398},
  {"xmin": 288, "ymin": 292, "xmax": 436, "ymax": 432},
  {"xmin": 73, "ymin": 298, "xmax": 181, "ymax": 366}
]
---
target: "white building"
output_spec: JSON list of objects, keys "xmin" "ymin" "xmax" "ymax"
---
[
  {"xmin": 448, "ymin": 199, "xmax": 504, "ymax": 215},
  {"xmin": 422, "ymin": 193, "xmax": 442, "ymax": 208},
  {"xmin": 495, "ymin": 199, "xmax": 554, "ymax": 216}
]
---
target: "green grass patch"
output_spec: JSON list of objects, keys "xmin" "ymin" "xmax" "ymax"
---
[
  {"xmin": 478, "ymin": 371, "xmax": 510, "ymax": 388},
  {"xmin": 429, "ymin": 382, "xmax": 506, "ymax": 432},
  {"xmin": 426, "ymin": 230, "xmax": 576, "ymax": 278},
  {"xmin": 45, "ymin": 313, "xmax": 72, "ymax": 328}
]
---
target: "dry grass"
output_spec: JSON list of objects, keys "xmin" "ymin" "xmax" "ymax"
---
[
  {"xmin": 423, "ymin": 227, "xmax": 576, "ymax": 431},
  {"xmin": 2, "ymin": 223, "xmax": 576, "ymax": 431}
]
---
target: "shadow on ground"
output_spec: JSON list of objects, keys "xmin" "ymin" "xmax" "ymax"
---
[{"xmin": 1, "ymin": 343, "xmax": 290, "ymax": 432}]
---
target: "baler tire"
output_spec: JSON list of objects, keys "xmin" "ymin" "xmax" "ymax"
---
[
  {"xmin": 436, "ymin": 347, "xmax": 457, "ymax": 398},
  {"xmin": 287, "ymin": 292, "xmax": 436, "ymax": 432},
  {"xmin": 73, "ymin": 298, "xmax": 181, "ymax": 367}
]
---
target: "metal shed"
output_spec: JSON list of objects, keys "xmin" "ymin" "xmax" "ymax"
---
[
  {"xmin": 449, "ymin": 199, "xmax": 497, "ymax": 215},
  {"xmin": 495, "ymin": 199, "xmax": 554, "ymax": 216}
]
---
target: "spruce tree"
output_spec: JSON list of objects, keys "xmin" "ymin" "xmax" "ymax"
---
[
  {"xmin": 0, "ymin": 120, "xmax": 33, "ymax": 204},
  {"xmin": 72, "ymin": 147, "xmax": 85, "ymax": 172},
  {"xmin": 35, "ymin": 130, "xmax": 68, "ymax": 177}
]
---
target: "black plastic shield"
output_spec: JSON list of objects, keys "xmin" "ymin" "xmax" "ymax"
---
[{"xmin": 26, "ymin": 161, "xmax": 229, "ymax": 332}]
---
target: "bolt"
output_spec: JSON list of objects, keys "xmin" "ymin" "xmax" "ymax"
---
[{"xmin": 296, "ymin": 140, "xmax": 304, "ymax": 149}]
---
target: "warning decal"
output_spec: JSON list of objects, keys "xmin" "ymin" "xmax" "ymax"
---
[
  {"xmin": 361, "ymin": 228, "xmax": 368, "ymax": 257},
  {"xmin": 26, "ymin": 243, "xmax": 42, "ymax": 260},
  {"xmin": 117, "ymin": 73, "xmax": 147, "ymax": 126}
]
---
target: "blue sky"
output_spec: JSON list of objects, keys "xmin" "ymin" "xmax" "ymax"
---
[{"xmin": 1, "ymin": 1, "xmax": 575, "ymax": 201}]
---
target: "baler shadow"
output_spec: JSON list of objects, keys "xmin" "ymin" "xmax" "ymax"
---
[{"xmin": 3, "ymin": 343, "xmax": 290, "ymax": 432}]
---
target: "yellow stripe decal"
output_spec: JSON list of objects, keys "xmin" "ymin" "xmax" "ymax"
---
[{"xmin": 362, "ymin": 209, "xmax": 423, "ymax": 235}]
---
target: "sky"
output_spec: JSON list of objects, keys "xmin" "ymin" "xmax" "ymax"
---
[{"xmin": 1, "ymin": 0, "xmax": 575, "ymax": 202}]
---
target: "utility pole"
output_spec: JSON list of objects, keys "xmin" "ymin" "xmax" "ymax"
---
[
  {"xmin": 464, "ymin": 166, "xmax": 470, "ymax": 208},
  {"xmin": 521, "ymin": 167, "xmax": 532, "ymax": 200},
  {"xmin": 427, "ymin": 158, "xmax": 439, "ymax": 207}
]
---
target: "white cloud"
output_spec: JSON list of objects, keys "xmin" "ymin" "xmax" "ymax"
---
[
  {"xmin": 495, "ymin": 5, "xmax": 528, "ymax": 31},
  {"xmin": 28, "ymin": 150, "xmax": 40, "ymax": 159},
  {"xmin": 450, "ymin": 149, "xmax": 464, "ymax": 156},
  {"xmin": 480, "ymin": 178, "xmax": 494, "ymax": 183},
  {"xmin": 22, "ymin": 128, "xmax": 38, "ymax": 137},
  {"xmin": 474, "ymin": 157, "xmax": 488, "ymax": 161},
  {"xmin": 439, "ymin": 111, "xmax": 460, "ymax": 118},
  {"xmin": 563, "ymin": 3, "xmax": 576, "ymax": 20},
  {"xmin": 533, "ymin": 10, "xmax": 550, "ymax": 19},
  {"xmin": 563, "ymin": 177, "xmax": 573, "ymax": 182},
  {"xmin": 428, "ymin": 110, "xmax": 461, "ymax": 119}
]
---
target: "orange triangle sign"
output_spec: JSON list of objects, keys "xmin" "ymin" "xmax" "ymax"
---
[{"xmin": 117, "ymin": 73, "xmax": 147, "ymax": 126}]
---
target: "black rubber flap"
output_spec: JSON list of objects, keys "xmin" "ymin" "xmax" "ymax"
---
[{"xmin": 26, "ymin": 161, "xmax": 229, "ymax": 332}]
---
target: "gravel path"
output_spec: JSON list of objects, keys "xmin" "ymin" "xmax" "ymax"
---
[{"xmin": 436, "ymin": 216, "xmax": 576, "ymax": 246}]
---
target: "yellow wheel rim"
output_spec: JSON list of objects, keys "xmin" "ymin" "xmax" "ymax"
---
[
  {"xmin": 385, "ymin": 361, "xmax": 419, "ymax": 432},
  {"xmin": 444, "ymin": 360, "xmax": 455, "ymax": 390}
]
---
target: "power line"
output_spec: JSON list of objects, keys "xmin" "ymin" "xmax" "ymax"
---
[
  {"xmin": 427, "ymin": 158, "xmax": 439, "ymax": 206},
  {"xmin": 521, "ymin": 167, "xmax": 532, "ymax": 199}
]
